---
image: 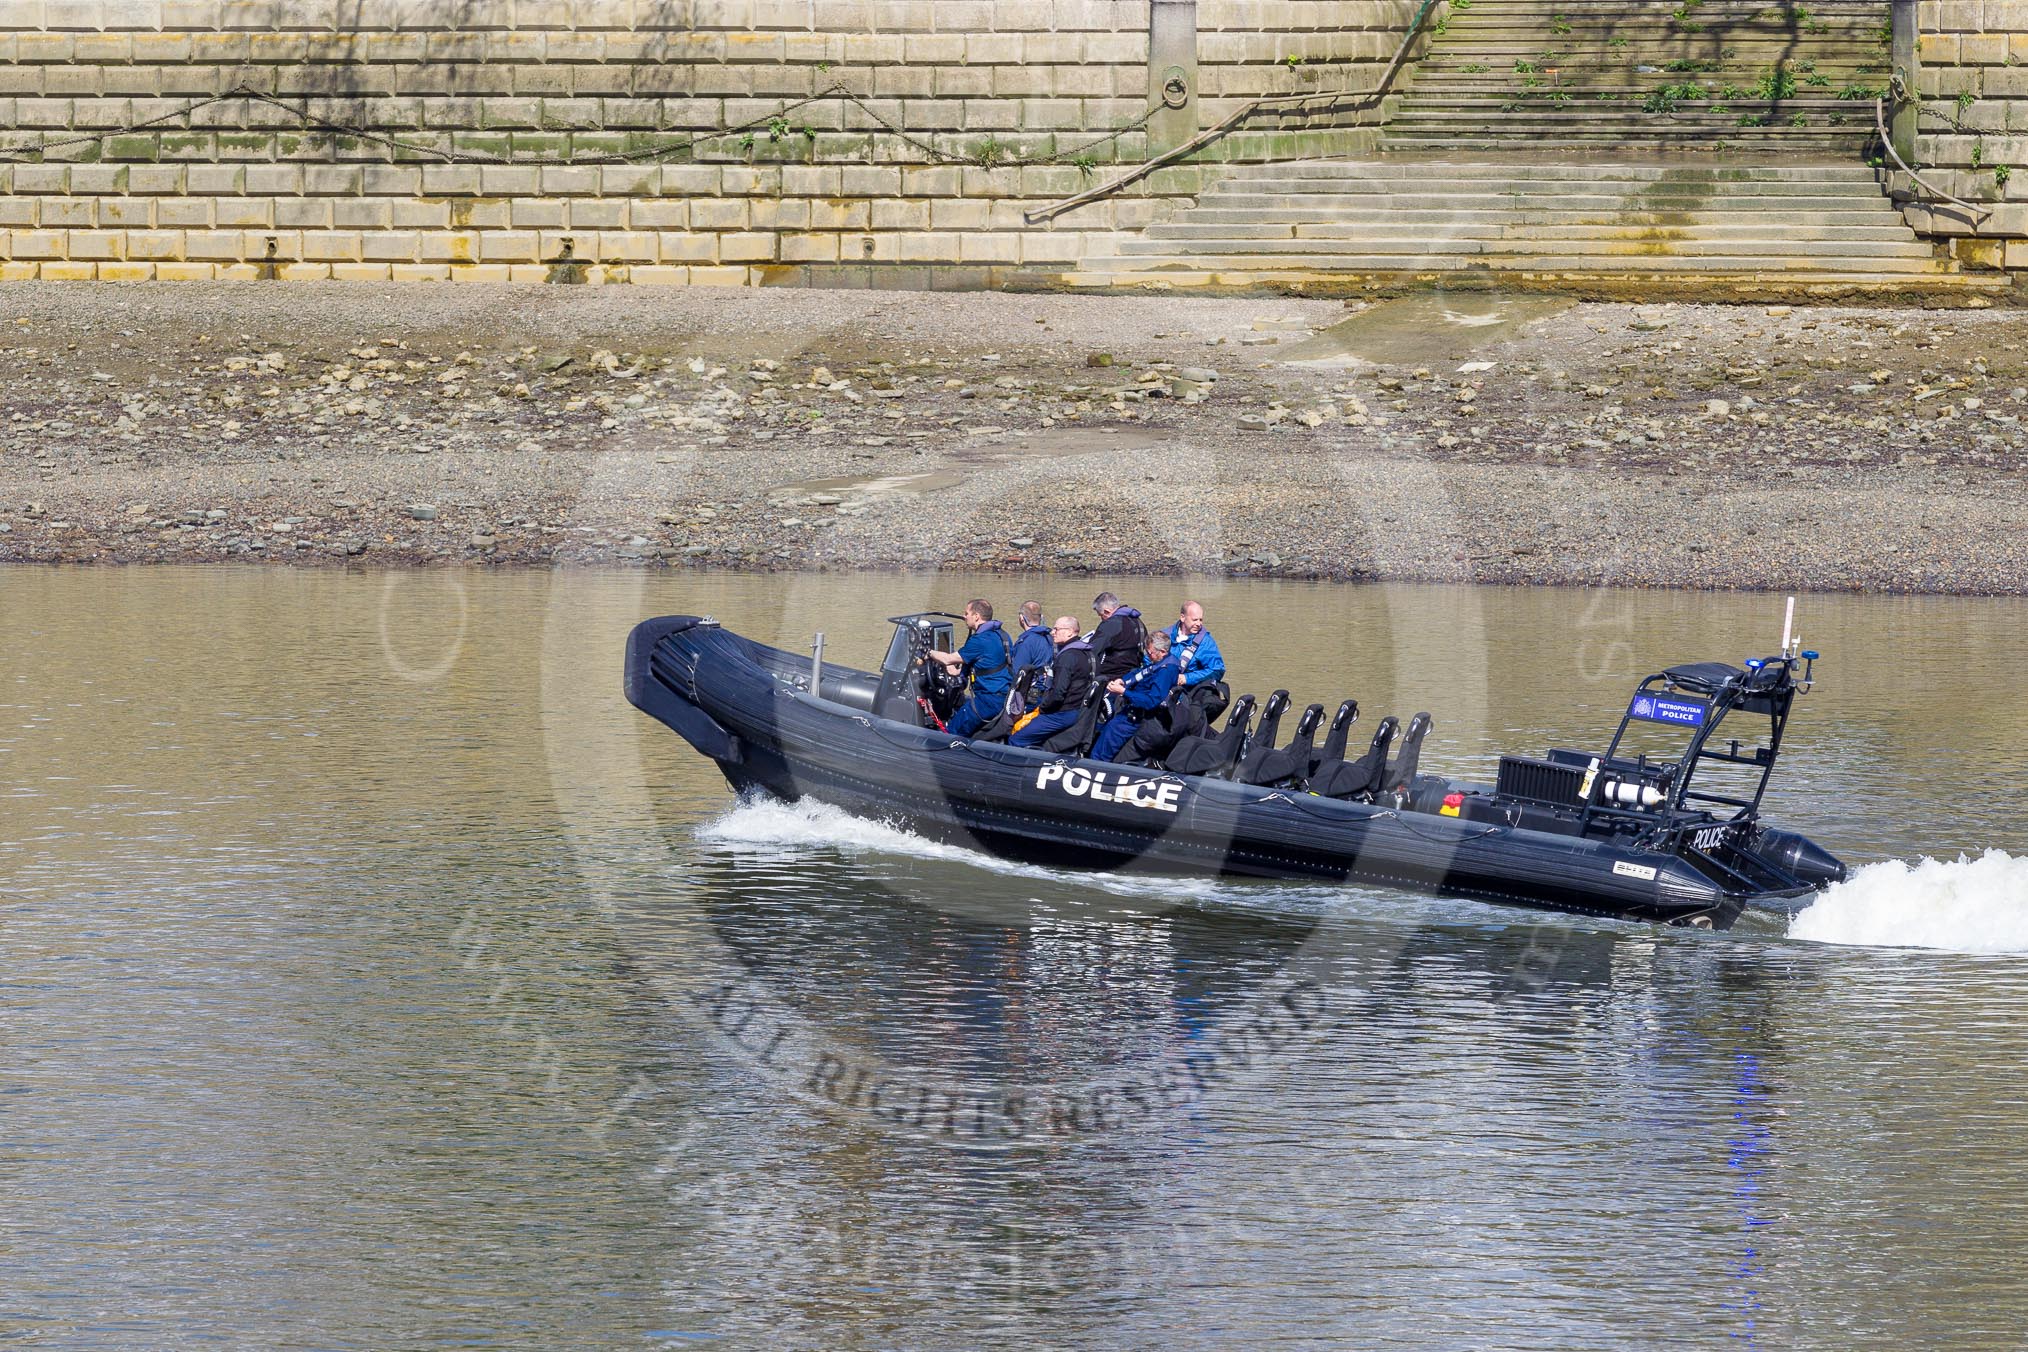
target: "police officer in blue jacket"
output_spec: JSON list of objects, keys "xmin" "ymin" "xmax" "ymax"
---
[
  {"xmin": 1007, "ymin": 599, "xmax": 1055, "ymax": 679},
  {"xmin": 1168, "ymin": 601, "xmax": 1224, "ymax": 689},
  {"xmin": 928, "ymin": 599, "xmax": 1013, "ymax": 739},
  {"xmin": 1168, "ymin": 599, "xmax": 1228, "ymax": 721},
  {"xmin": 1091, "ymin": 630, "xmax": 1182, "ymax": 762}
]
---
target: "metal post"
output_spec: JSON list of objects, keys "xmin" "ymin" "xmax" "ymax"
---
[
  {"xmin": 1890, "ymin": 0, "xmax": 1918, "ymax": 166},
  {"xmin": 1147, "ymin": 0, "xmax": 1198, "ymax": 155},
  {"xmin": 811, "ymin": 632, "xmax": 825, "ymax": 693}
]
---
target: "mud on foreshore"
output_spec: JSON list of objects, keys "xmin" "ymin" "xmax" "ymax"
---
[{"xmin": 2, "ymin": 284, "xmax": 2024, "ymax": 593}]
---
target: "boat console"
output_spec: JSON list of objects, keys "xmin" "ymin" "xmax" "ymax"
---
[
  {"xmin": 873, "ymin": 612, "xmax": 966, "ymax": 724},
  {"xmin": 1451, "ymin": 646, "xmax": 1844, "ymax": 891}
]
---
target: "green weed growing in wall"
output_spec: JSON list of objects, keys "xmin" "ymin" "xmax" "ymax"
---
[
  {"xmin": 1754, "ymin": 66, "xmax": 1797, "ymax": 100},
  {"xmin": 1644, "ymin": 82, "xmax": 1707, "ymax": 113}
]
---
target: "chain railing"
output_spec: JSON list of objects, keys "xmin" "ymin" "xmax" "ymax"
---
[
  {"xmin": 1874, "ymin": 72, "xmax": 1991, "ymax": 223},
  {"xmin": 1023, "ymin": 0, "xmax": 1447, "ymax": 225},
  {"xmin": 0, "ymin": 81, "xmax": 1162, "ymax": 172}
]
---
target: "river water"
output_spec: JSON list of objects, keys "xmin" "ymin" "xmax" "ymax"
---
[{"xmin": 5, "ymin": 567, "xmax": 2027, "ymax": 1350}]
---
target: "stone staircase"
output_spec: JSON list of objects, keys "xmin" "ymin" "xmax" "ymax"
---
[
  {"xmin": 1075, "ymin": 160, "xmax": 2003, "ymax": 294},
  {"xmin": 1387, "ymin": 0, "xmax": 1894, "ymax": 155},
  {"xmin": 1062, "ymin": 1, "xmax": 2011, "ymax": 298}
]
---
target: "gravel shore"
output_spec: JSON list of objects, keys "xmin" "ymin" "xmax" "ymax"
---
[{"xmin": 2, "ymin": 283, "xmax": 2024, "ymax": 593}]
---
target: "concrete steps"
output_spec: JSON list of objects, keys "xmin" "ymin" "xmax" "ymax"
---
[
  {"xmin": 1140, "ymin": 222, "xmax": 1927, "ymax": 242},
  {"xmin": 1114, "ymin": 242, "xmax": 1945, "ymax": 264},
  {"xmin": 1091, "ymin": 254, "xmax": 1960, "ymax": 274},
  {"xmin": 1064, "ymin": 157, "xmax": 2010, "ymax": 297},
  {"xmin": 1180, "ymin": 197, "xmax": 1897, "ymax": 212},
  {"xmin": 1242, "ymin": 163, "xmax": 1878, "ymax": 180},
  {"xmin": 1384, "ymin": 0, "xmax": 1893, "ymax": 157},
  {"xmin": 1057, "ymin": 5, "xmax": 2006, "ymax": 296}
]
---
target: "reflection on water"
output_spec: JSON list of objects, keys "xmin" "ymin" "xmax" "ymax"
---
[{"xmin": 4, "ymin": 567, "xmax": 2027, "ymax": 1349}]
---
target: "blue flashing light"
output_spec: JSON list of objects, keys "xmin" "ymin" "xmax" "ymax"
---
[
  {"xmin": 1745, "ymin": 658, "xmax": 1765, "ymax": 670},
  {"xmin": 1802, "ymin": 650, "xmax": 1820, "ymax": 660}
]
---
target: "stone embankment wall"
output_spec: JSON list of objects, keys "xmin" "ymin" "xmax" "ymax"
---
[
  {"xmin": 1906, "ymin": 0, "xmax": 2028, "ymax": 266},
  {"xmin": 0, "ymin": 0, "xmax": 1428, "ymax": 285}
]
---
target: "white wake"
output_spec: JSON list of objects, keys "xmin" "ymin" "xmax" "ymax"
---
[
  {"xmin": 1788, "ymin": 851, "xmax": 2028, "ymax": 954},
  {"xmin": 694, "ymin": 796, "xmax": 1227, "ymax": 904},
  {"xmin": 698, "ymin": 796, "xmax": 982, "ymax": 864}
]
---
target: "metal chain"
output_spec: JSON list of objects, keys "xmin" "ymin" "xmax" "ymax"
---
[{"xmin": 0, "ymin": 80, "xmax": 1159, "ymax": 171}]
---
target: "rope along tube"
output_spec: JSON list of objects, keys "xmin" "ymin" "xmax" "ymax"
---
[{"xmin": 845, "ymin": 709, "xmax": 1504, "ymax": 841}]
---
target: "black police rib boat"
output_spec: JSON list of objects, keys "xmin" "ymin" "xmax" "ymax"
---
[{"xmin": 625, "ymin": 612, "xmax": 1847, "ymax": 930}]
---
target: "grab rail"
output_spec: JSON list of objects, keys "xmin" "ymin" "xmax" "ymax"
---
[
  {"xmin": 1024, "ymin": 0, "xmax": 1445, "ymax": 225},
  {"xmin": 1875, "ymin": 82, "xmax": 1991, "ymax": 222}
]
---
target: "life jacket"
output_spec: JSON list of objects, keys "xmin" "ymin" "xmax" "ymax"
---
[
  {"xmin": 964, "ymin": 619, "xmax": 1013, "ymax": 697},
  {"xmin": 1093, "ymin": 607, "xmax": 1145, "ymax": 682},
  {"xmin": 1038, "ymin": 638, "xmax": 1094, "ymax": 713}
]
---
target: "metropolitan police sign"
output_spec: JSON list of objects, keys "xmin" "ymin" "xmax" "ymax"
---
[{"xmin": 1628, "ymin": 693, "xmax": 1710, "ymax": 728}]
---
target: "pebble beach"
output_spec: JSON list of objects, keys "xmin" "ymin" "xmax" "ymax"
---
[{"xmin": 3, "ymin": 283, "xmax": 2024, "ymax": 593}]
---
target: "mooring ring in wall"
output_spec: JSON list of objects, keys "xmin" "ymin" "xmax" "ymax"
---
[{"xmin": 1161, "ymin": 67, "xmax": 1190, "ymax": 108}]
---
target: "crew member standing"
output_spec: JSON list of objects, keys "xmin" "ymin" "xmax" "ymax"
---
[
  {"xmin": 927, "ymin": 599, "xmax": 1012, "ymax": 739},
  {"xmin": 1091, "ymin": 630, "xmax": 1181, "ymax": 762}
]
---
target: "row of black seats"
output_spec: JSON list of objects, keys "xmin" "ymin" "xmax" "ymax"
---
[{"xmin": 1161, "ymin": 693, "xmax": 1432, "ymax": 800}]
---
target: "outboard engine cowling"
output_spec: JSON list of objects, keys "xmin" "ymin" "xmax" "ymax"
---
[{"xmin": 1754, "ymin": 828, "xmax": 1848, "ymax": 888}]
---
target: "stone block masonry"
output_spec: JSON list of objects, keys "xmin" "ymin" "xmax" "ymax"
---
[
  {"xmin": 0, "ymin": 0, "xmax": 1426, "ymax": 285},
  {"xmin": 1903, "ymin": 0, "xmax": 2028, "ymax": 269}
]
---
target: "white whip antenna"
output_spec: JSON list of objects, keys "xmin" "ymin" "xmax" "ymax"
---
[{"xmin": 1780, "ymin": 596, "xmax": 1796, "ymax": 656}]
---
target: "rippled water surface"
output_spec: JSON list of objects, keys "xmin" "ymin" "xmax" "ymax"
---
[{"xmin": 5, "ymin": 567, "xmax": 2028, "ymax": 1350}]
